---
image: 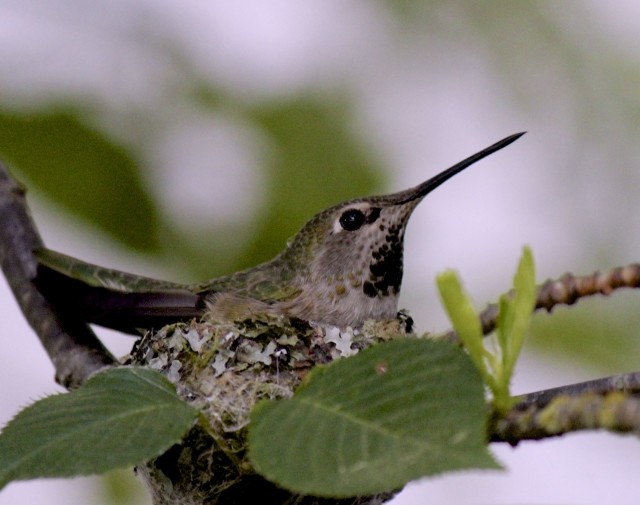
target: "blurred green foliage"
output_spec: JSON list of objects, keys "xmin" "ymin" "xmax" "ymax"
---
[
  {"xmin": 0, "ymin": 97, "xmax": 383, "ymax": 282},
  {"xmin": 0, "ymin": 109, "xmax": 161, "ymax": 252},
  {"xmin": 100, "ymin": 469, "xmax": 150, "ymax": 505},
  {"xmin": 240, "ymin": 99, "xmax": 384, "ymax": 270},
  {"xmin": 530, "ymin": 291, "xmax": 640, "ymax": 374}
]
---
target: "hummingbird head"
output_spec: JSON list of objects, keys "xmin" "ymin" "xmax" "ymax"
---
[{"xmin": 280, "ymin": 132, "xmax": 524, "ymax": 326}]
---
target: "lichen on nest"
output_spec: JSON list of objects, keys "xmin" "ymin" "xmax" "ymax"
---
[
  {"xmin": 127, "ymin": 312, "xmax": 412, "ymax": 434},
  {"xmin": 125, "ymin": 312, "xmax": 413, "ymax": 505}
]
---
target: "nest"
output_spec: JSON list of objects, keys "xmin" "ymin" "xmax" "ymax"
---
[{"xmin": 126, "ymin": 313, "xmax": 412, "ymax": 505}]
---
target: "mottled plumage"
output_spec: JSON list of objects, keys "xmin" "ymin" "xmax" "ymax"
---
[{"xmin": 35, "ymin": 132, "xmax": 524, "ymax": 334}]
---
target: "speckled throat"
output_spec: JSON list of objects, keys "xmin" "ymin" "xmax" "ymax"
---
[{"xmin": 363, "ymin": 203, "xmax": 416, "ymax": 299}]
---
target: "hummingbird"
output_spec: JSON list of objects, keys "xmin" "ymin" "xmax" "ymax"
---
[{"xmin": 34, "ymin": 132, "xmax": 524, "ymax": 335}]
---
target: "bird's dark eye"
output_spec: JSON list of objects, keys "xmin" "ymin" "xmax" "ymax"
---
[{"xmin": 339, "ymin": 208, "xmax": 366, "ymax": 231}]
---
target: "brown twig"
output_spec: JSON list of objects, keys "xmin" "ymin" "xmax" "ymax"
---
[
  {"xmin": 0, "ymin": 163, "xmax": 116, "ymax": 388},
  {"xmin": 439, "ymin": 264, "xmax": 640, "ymax": 343}
]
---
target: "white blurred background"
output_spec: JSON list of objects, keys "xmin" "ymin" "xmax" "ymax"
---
[{"xmin": 2, "ymin": 1, "xmax": 640, "ymax": 503}]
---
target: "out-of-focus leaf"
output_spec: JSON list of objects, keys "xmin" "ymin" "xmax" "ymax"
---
[
  {"xmin": 0, "ymin": 109, "xmax": 161, "ymax": 251},
  {"xmin": 236, "ymin": 98, "xmax": 385, "ymax": 269},
  {"xmin": 531, "ymin": 291, "xmax": 640, "ymax": 373},
  {"xmin": 99, "ymin": 468, "xmax": 150, "ymax": 505}
]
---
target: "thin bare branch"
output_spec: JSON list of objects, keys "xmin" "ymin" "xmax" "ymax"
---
[
  {"xmin": 0, "ymin": 163, "xmax": 116, "ymax": 388},
  {"xmin": 439, "ymin": 264, "xmax": 640, "ymax": 343}
]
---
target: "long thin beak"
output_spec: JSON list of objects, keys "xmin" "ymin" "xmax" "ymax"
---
[{"xmin": 393, "ymin": 132, "xmax": 525, "ymax": 205}]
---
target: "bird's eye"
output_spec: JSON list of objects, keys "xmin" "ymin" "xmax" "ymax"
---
[{"xmin": 339, "ymin": 208, "xmax": 366, "ymax": 231}]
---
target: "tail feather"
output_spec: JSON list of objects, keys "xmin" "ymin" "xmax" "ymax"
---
[{"xmin": 35, "ymin": 259, "xmax": 203, "ymax": 335}]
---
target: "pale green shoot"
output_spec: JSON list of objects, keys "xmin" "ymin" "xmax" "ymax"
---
[{"xmin": 436, "ymin": 247, "xmax": 536, "ymax": 413}]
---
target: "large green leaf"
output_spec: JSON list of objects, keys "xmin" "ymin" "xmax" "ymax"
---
[
  {"xmin": 248, "ymin": 339, "xmax": 497, "ymax": 498},
  {"xmin": 0, "ymin": 109, "xmax": 161, "ymax": 251},
  {"xmin": 0, "ymin": 367, "xmax": 197, "ymax": 488}
]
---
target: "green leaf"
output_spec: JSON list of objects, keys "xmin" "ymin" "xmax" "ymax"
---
[
  {"xmin": 496, "ymin": 293, "xmax": 511, "ymax": 355},
  {"xmin": 501, "ymin": 246, "xmax": 536, "ymax": 376},
  {"xmin": 0, "ymin": 367, "xmax": 197, "ymax": 488},
  {"xmin": 0, "ymin": 109, "xmax": 161, "ymax": 251},
  {"xmin": 490, "ymin": 247, "xmax": 536, "ymax": 411},
  {"xmin": 436, "ymin": 270, "xmax": 491, "ymax": 385},
  {"xmin": 248, "ymin": 339, "xmax": 498, "ymax": 498}
]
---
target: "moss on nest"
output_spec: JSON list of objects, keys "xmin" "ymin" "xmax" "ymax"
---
[{"xmin": 127, "ymin": 313, "xmax": 412, "ymax": 505}]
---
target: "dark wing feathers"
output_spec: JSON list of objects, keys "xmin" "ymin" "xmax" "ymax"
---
[{"xmin": 34, "ymin": 248, "xmax": 203, "ymax": 335}]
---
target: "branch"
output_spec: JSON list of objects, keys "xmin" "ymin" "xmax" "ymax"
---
[
  {"xmin": 490, "ymin": 389, "xmax": 640, "ymax": 444},
  {"xmin": 439, "ymin": 264, "xmax": 640, "ymax": 343},
  {"xmin": 432, "ymin": 264, "xmax": 640, "ymax": 443},
  {"xmin": 512, "ymin": 371, "xmax": 640, "ymax": 408},
  {"xmin": 0, "ymin": 163, "xmax": 116, "ymax": 388},
  {"xmin": 489, "ymin": 371, "xmax": 640, "ymax": 443}
]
